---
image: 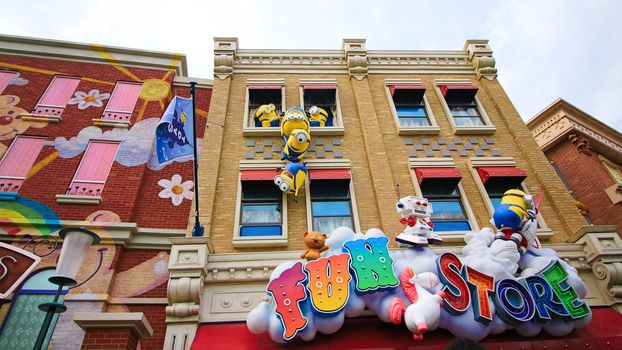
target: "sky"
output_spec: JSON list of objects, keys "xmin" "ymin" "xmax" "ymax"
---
[{"xmin": 1, "ymin": 0, "xmax": 621, "ymax": 130}]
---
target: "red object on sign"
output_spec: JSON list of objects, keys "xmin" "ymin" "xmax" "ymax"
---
[
  {"xmin": 477, "ymin": 167, "xmax": 527, "ymax": 185},
  {"xmin": 240, "ymin": 170, "xmax": 279, "ymax": 181},
  {"xmin": 415, "ymin": 167, "xmax": 462, "ymax": 185},
  {"xmin": 247, "ymin": 85, "xmax": 281, "ymax": 90},
  {"xmin": 309, "ymin": 169, "xmax": 351, "ymax": 180}
]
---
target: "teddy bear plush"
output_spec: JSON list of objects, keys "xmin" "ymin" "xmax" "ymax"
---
[{"xmin": 300, "ymin": 231, "xmax": 328, "ymax": 261}]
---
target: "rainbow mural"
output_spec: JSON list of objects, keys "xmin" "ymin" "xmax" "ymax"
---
[{"xmin": 0, "ymin": 196, "xmax": 61, "ymax": 236}]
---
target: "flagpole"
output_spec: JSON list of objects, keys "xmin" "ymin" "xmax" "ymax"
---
[{"xmin": 190, "ymin": 81, "xmax": 204, "ymax": 237}]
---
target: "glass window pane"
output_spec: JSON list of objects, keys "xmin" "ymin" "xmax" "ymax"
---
[
  {"xmin": 240, "ymin": 225, "xmax": 282, "ymax": 236},
  {"xmin": 399, "ymin": 117, "xmax": 430, "ymax": 127},
  {"xmin": 310, "ymin": 180, "xmax": 350, "ymax": 198},
  {"xmin": 490, "ymin": 197, "xmax": 502, "ymax": 209},
  {"xmin": 450, "ymin": 106, "xmax": 479, "ymax": 117},
  {"xmin": 313, "ymin": 217, "xmax": 353, "ymax": 234},
  {"xmin": 312, "ymin": 201, "xmax": 351, "ymax": 217},
  {"xmin": 433, "ymin": 220, "xmax": 471, "ymax": 232},
  {"xmin": 242, "ymin": 204, "xmax": 281, "ymax": 224},
  {"xmin": 429, "ymin": 200, "xmax": 467, "ymax": 220},
  {"xmin": 242, "ymin": 181, "xmax": 280, "ymax": 200},
  {"xmin": 453, "ymin": 116, "xmax": 484, "ymax": 126},
  {"xmin": 396, "ymin": 106, "xmax": 427, "ymax": 117}
]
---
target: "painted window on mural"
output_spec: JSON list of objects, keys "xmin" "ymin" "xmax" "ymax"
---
[
  {"xmin": 0, "ymin": 136, "xmax": 46, "ymax": 193},
  {"xmin": 389, "ymin": 86, "xmax": 430, "ymax": 127},
  {"xmin": 0, "ymin": 269, "xmax": 68, "ymax": 349},
  {"xmin": 302, "ymin": 86, "xmax": 337, "ymax": 127},
  {"xmin": 66, "ymin": 140, "xmax": 119, "ymax": 196},
  {"xmin": 240, "ymin": 180, "xmax": 283, "ymax": 236},
  {"xmin": 419, "ymin": 178, "xmax": 470, "ymax": 232},
  {"xmin": 310, "ymin": 179, "xmax": 354, "ymax": 233},
  {"xmin": 101, "ymin": 81, "xmax": 142, "ymax": 122},
  {"xmin": 32, "ymin": 75, "xmax": 81, "ymax": 117},
  {"xmin": 441, "ymin": 86, "xmax": 484, "ymax": 126},
  {"xmin": 248, "ymin": 86, "xmax": 283, "ymax": 127},
  {"xmin": 0, "ymin": 71, "xmax": 17, "ymax": 95}
]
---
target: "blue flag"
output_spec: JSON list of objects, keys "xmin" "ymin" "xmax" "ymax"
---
[{"xmin": 156, "ymin": 96, "xmax": 195, "ymax": 166}]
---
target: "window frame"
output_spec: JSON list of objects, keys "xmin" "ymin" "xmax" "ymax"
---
[
  {"xmin": 299, "ymin": 79, "xmax": 345, "ymax": 136},
  {"xmin": 433, "ymin": 80, "xmax": 496, "ymax": 135},
  {"xmin": 304, "ymin": 171, "xmax": 361, "ymax": 234},
  {"xmin": 408, "ymin": 160, "xmax": 479, "ymax": 241},
  {"xmin": 600, "ymin": 155, "xmax": 622, "ymax": 186},
  {"xmin": 242, "ymin": 80, "xmax": 286, "ymax": 136},
  {"xmin": 385, "ymin": 80, "xmax": 440, "ymax": 135},
  {"xmin": 467, "ymin": 157, "xmax": 553, "ymax": 239},
  {"xmin": 233, "ymin": 172, "xmax": 288, "ymax": 247}
]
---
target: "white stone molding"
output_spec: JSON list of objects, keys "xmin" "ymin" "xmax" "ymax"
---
[
  {"xmin": 343, "ymin": 39, "xmax": 368, "ymax": 80},
  {"xmin": 213, "ymin": 37, "xmax": 237, "ymax": 80},
  {"xmin": 570, "ymin": 225, "xmax": 622, "ymax": 311},
  {"xmin": 74, "ymin": 312, "xmax": 154, "ymax": 339},
  {"xmin": 464, "ymin": 40, "xmax": 497, "ymax": 80}
]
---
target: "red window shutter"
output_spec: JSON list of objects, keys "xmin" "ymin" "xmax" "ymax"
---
[
  {"xmin": 309, "ymin": 169, "xmax": 351, "ymax": 180},
  {"xmin": 477, "ymin": 166, "xmax": 527, "ymax": 185},
  {"xmin": 440, "ymin": 85, "xmax": 478, "ymax": 99},
  {"xmin": 102, "ymin": 81, "xmax": 143, "ymax": 122},
  {"xmin": 240, "ymin": 170, "xmax": 280, "ymax": 181},
  {"xmin": 0, "ymin": 136, "xmax": 46, "ymax": 192},
  {"xmin": 415, "ymin": 167, "xmax": 462, "ymax": 185},
  {"xmin": 67, "ymin": 141, "xmax": 119, "ymax": 196},
  {"xmin": 32, "ymin": 76, "xmax": 81, "ymax": 117},
  {"xmin": 303, "ymin": 85, "xmax": 337, "ymax": 90},
  {"xmin": 0, "ymin": 71, "xmax": 17, "ymax": 95},
  {"xmin": 248, "ymin": 85, "xmax": 281, "ymax": 90}
]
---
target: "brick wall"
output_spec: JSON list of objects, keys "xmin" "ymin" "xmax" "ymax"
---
[
  {"xmin": 127, "ymin": 305, "xmax": 166, "ymax": 350},
  {"xmin": 547, "ymin": 139, "xmax": 622, "ymax": 234},
  {"xmin": 81, "ymin": 328, "xmax": 139, "ymax": 350}
]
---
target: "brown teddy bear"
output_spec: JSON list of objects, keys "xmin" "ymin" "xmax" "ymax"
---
[{"xmin": 300, "ymin": 231, "xmax": 329, "ymax": 261}]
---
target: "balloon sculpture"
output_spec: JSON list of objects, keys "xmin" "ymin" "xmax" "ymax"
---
[{"xmin": 255, "ymin": 104, "xmax": 318, "ymax": 197}]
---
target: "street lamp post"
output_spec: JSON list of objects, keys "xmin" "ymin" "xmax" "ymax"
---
[{"xmin": 33, "ymin": 227, "xmax": 100, "ymax": 350}]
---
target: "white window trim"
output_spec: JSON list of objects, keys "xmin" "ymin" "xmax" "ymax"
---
[
  {"xmin": 433, "ymin": 79, "xmax": 495, "ymax": 135},
  {"xmin": 304, "ymin": 162, "xmax": 361, "ymax": 234},
  {"xmin": 599, "ymin": 155, "xmax": 622, "ymax": 186},
  {"xmin": 384, "ymin": 79, "xmax": 440, "ymax": 136},
  {"xmin": 408, "ymin": 158, "xmax": 479, "ymax": 242},
  {"xmin": 299, "ymin": 78, "xmax": 345, "ymax": 136},
  {"xmin": 242, "ymin": 79, "xmax": 286, "ymax": 137},
  {"xmin": 232, "ymin": 172, "xmax": 289, "ymax": 248},
  {"xmin": 467, "ymin": 157, "xmax": 553, "ymax": 239}
]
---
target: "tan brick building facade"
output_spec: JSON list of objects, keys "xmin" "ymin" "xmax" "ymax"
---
[{"xmin": 165, "ymin": 38, "xmax": 622, "ymax": 349}]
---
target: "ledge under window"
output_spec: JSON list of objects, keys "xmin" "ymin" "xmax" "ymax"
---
[
  {"xmin": 0, "ymin": 192, "xmax": 19, "ymax": 201},
  {"xmin": 398, "ymin": 125, "xmax": 441, "ymax": 136},
  {"xmin": 454, "ymin": 124, "xmax": 496, "ymax": 135},
  {"xmin": 232, "ymin": 236, "xmax": 288, "ymax": 248},
  {"xmin": 20, "ymin": 113, "xmax": 61, "ymax": 123},
  {"xmin": 56, "ymin": 194, "xmax": 102, "ymax": 205},
  {"xmin": 92, "ymin": 118, "xmax": 131, "ymax": 128}
]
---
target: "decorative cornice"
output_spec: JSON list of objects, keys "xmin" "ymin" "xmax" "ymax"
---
[{"xmin": 464, "ymin": 40, "xmax": 497, "ymax": 80}]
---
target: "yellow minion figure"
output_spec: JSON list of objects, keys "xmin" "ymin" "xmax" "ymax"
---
[
  {"xmin": 308, "ymin": 105, "xmax": 329, "ymax": 127},
  {"xmin": 282, "ymin": 128, "xmax": 311, "ymax": 162},
  {"xmin": 254, "ymin": 103, "xmax": 280, "ymax": 127},
  {"xmin": 274, "ymin": 162, "xmax": 308, "ymax": 196},
  {"xmin": 492, "ymin": 189, "xmax": 535, "ymax": 233},
  {"xmin": 280, "ymin": 107, "xmax": 310, "ymax": 139}
]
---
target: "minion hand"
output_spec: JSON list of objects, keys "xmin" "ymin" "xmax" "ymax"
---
[{"xmin": 309, "ymin": 105, "xmax": 319, "ymax": 115}]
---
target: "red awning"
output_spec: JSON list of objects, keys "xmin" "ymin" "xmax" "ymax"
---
[
  {"xmin": 248, "ymin": 85, "xmax": 281, "ymax": 90},
  {"xmin": 240, "ymin": 170, "xmax": 279, "ymax": 181},
  {"xmin": 440, "ymin": 85, "xmax": 478, "ymax": 97},
  {"xmin": 389, "ymin": 85, "xmax": 425, "ymax": 96},
  {"xmin": 309, "ymin": 169, "xmax": 351, "ymax": 180},
  {"xmin": 415, "ymin": 167, "xmax": 462, "ymax": 185},
  {"xmin": 303, "ymin": 85, "xmax": 337, "ymax": 90},
  {"xmin": 477, "ymin": 166, "xmax": 527, "ymax": 185}
]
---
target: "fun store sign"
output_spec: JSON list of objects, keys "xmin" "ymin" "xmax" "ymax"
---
[{"xmin": 247, "ymin": 228, "xmax": 591, "ymax": 343}]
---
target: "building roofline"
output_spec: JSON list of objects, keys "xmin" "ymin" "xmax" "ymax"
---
[{"xmin": 0, "ymin": 34, "xmax": 189, "ymax": 77}]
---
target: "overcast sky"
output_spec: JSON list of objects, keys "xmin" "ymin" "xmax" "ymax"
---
[{"xmin": 2, "ymin": 0, "xmax": 620, "ymax": 130}]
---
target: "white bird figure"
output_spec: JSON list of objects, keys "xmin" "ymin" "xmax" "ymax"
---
[{"xmin": 388, "ymin": 267, "xmax": 445, "ymax": 341}]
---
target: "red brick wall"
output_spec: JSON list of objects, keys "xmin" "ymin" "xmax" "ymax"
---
[
  {"xmin": 128, "ymin": 305, "xmax": 166, "ymax": 350},
  {"xmin": 547, "ymin": 139, "xmax": 622, "ymax": 234},
  {"xmin": 81, "ymin": 328, "xmax": 139, "ymax": 350}
]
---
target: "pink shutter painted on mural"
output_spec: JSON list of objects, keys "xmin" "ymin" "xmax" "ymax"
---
[
  {"xmin": 0, "ymin": 71, "xmax": 17, "ymax": 95},
  {"xmin": 33, "ymin": 76, "xmax": 81, "ymax": 117},
  {"xmin": 67, "ymin": 141, "xmax": 119, "ymax": 196},
  {"xmin": 102, "ymin": 82, "xmax": 142, "ymax": 122},
  {"xmin": 0, "ymin": 136, "xmax": 46, "ymax": 192}
]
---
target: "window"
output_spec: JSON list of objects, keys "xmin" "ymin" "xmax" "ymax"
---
[
  {"xmin": 441, "ymin": 85, "xmax": 484, "ymax": 126},
  {"xmin": 477, "ymin": 167, "xmax": 528, "ymax": 209},
  {"xmin": 240, "ymin": 180, "xmax": 283, "ymax": 237},
  {"xmin": 101, "ymin": 81, "xmax": 142, "ymax": 123},
  {"xmin": 390, "ymin": 86, "xmax": 430, "ymax": 127},
  {"xmin": 302, "ymin": 85, "xmax": 337, "ymax": 127},
  {"xmin": 310, "ymin": 177, "xmax": 354, "ymax": 234},
  {"xmin": 415, "ymin": 168, "xmax": 471, "ymax": 232},
  {"xmin": 31, "ymin": 75, "xmax": 81, "ymax": 119},
  {"xmin": 0, "ymin": 269, "xmax": 68, "ymax": 349},
  {"xmin": 603, "ymin": 161, "xmax": 622, "ymax": 186},
  {"xmin": 0, "ymin": 136, "xmax": 46, "ymax": 194},
  {"xmin": 65, "ymin": 141, "xmax": 119, "ymax": 198},
  {"xmin": 247, "ymin": 85, "xmax": 283, "ymax": 128},
  {"xmin": 0, "ymin": 71, "xmax": 17, "ymax": 95}
]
